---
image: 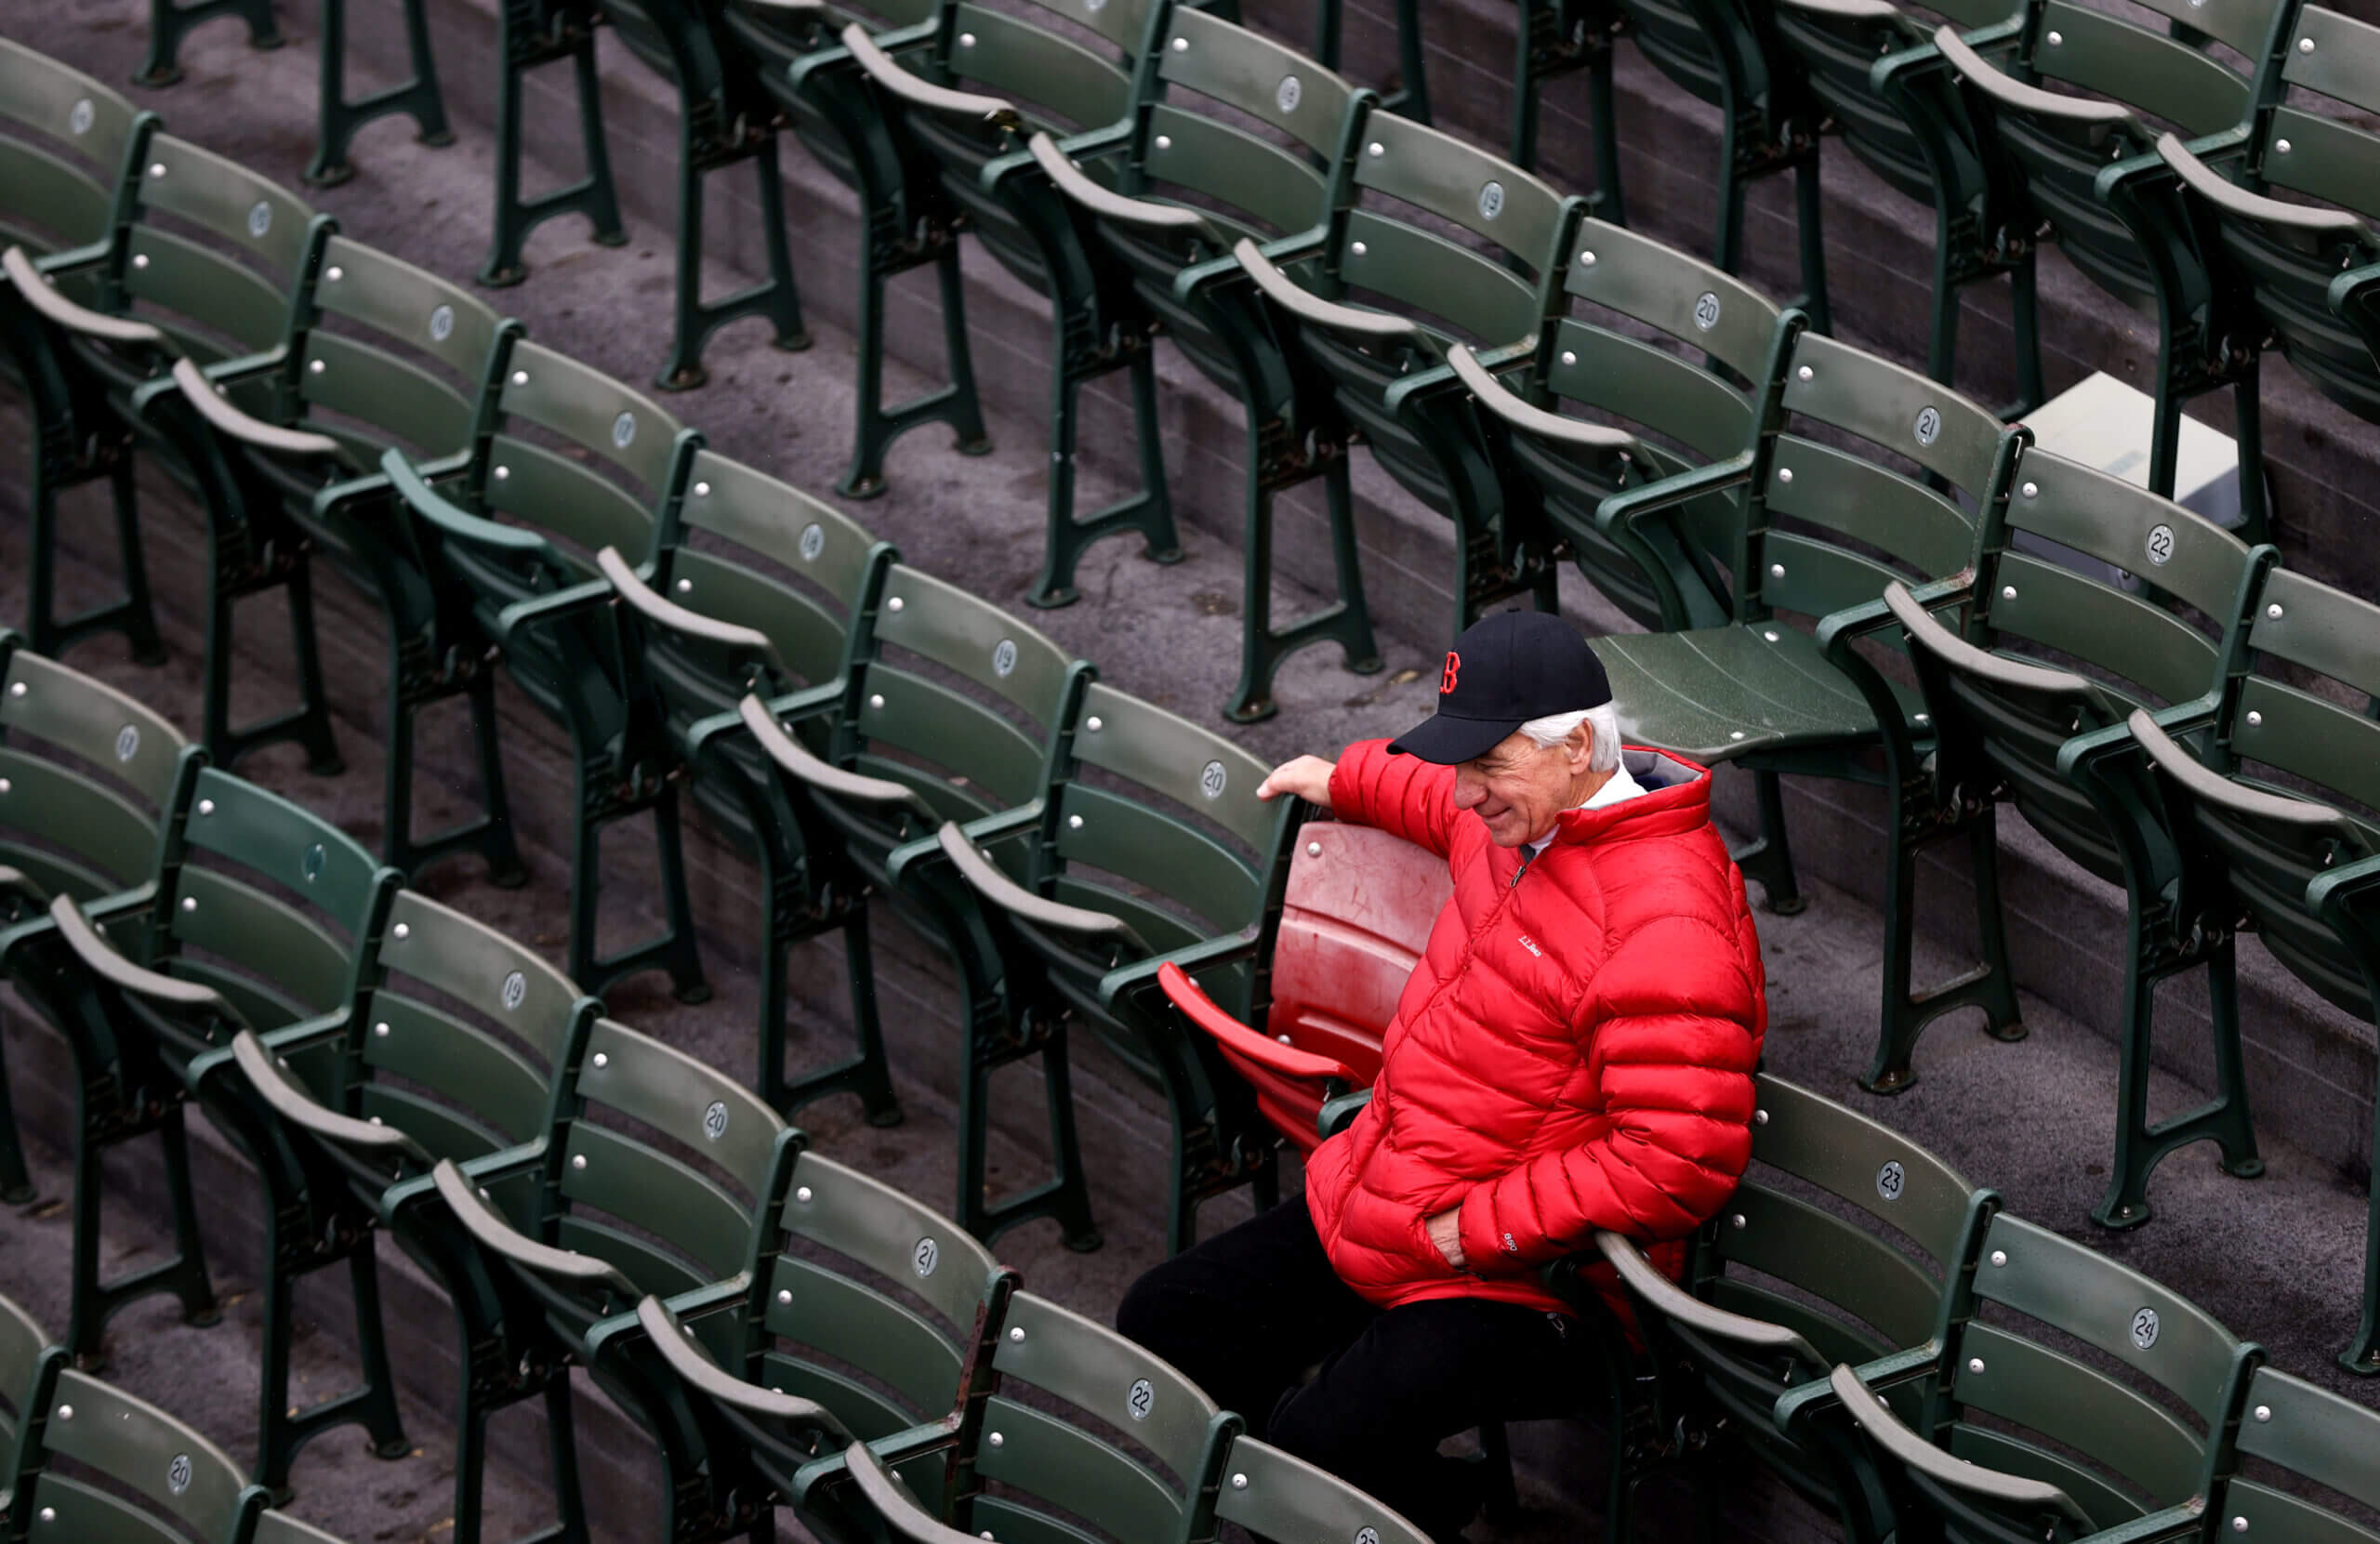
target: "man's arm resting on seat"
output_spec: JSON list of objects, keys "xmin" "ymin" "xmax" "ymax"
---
[
  {"xmin": 1455, "ymin": 915, "xmax": 1763, "ymax": 1273},
  {"xmin": 1312, "ymin": 738, "xmax": 1463, "ymax": 859}
]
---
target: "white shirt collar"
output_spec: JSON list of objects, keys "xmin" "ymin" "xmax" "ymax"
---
[{"xmin": 1525, "ymin": 762, "xmax": 1648, "ymax": 857}]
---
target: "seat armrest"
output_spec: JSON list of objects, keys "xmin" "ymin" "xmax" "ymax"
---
[
  {"xmin": 0, "ymin": 864, "xmax": 46, "ymax": 918},
  {"xmin": 1815, "ymin": 573, "xmax": 1973, "ymax": 660},
  {"xmin": 937, "ymin": 823, "xmax": 1147, "ymax": 950},
  {"xmin": 1934, "ymin": 26, "xmax": 2133, "ymax": 127},
  {"xmin": 48, "ymin": 894, "xmax": 247, "ymax": 1021},
  {"xmin": 1095, "ymin": 927, "xmax": 1258, "ymax": 1013},
  {"xmin": 1869, "ymin": 580, "xmax": 2096, "ymax": 704},
  {"xmin": 169, "ymin": 358, "xmax": 343, "ymax": 459},
  {"xmin": 1770, "ymin": 1341, "xmax": 1941, "ymax": 1435},
  {"xmin": 2126, "ymin": 707, "xmax": 2345, "ymax": 830},
  {"xmin": 636, "ymin": 1296, "xmax": 853, "ymax": 1442},
  {"xmin": 1157, "ymin": 961, "xmax": 1355, "ymax": 1082},
  {"xmin": 1827, "ymin": 1364, "xmax": 2094, "ymax": 1525},
  {"xmin": 1233, "ymin": 237, "xmax": 1416, "ymax": 340},
  {"xmin": 491, "ymin": 577, "xmax": 615, "ymax": 652},
  {"xmin": 1593, "ymin": 1229, "xmax": 1823, "ymax": 1365},
  {"xmin": 601, "ymin": 548, "xmax": 789, "ymax": 678},
  {"xmin": 1448, "ymin": 344, "xmax": 1639, "ymax": 455},
  {"xmin": 230, "ymin": 1030, "xmax": 431, "ymax": 1165},
  {"xmin": 1026, "ymin": 133, "xmax": 1219, "ymax": 242},
  {"xmin": 884, "ymin": 802, "xmax": 1041, "ymax": 887},
  {"xmin": 1593, "ymin": 451, "xmax": 1756, "ymax": 536},
  {"xmin": 2157, "ymin": 132, "xmax": 2369, "ymax": 237},
  {"xmin": 1317, "ymin": 1086, "xmax": 1372, "ymax": 1140},
  {"xmin": 841, "ymin": 1441, "xmax": 984, "ymax": 1544},
  {"xmin": 1775, "ymin": 0, "xmax": 1901, "ymax": 18},
  {"xmin": 842, "ymin": 22, "xmax": 1021, "ymax": 129},
  {"xmin": 430, "ymin": 1158, "xmax": 637, "ymax": 1296},
  {"xmin": 3, "ymin": 245, "xmax": 163, "ymax": 346},
  {"xmin": 379, "ymin": 448, "xmax": 548, "ymax": 554},
  {"xmin": 741, "ymin": 694, "xmax": 925, "ymax": 809}
]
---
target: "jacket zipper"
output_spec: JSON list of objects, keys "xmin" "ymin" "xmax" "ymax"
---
[{"xmin": 1510, "ymin": 847, "xmax": 1536, "ymax": 890}]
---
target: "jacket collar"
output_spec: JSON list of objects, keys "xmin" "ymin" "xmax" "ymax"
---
[{"xmin": 1536, "ymin": 747, "xmax": 1712, "ymax": 849}]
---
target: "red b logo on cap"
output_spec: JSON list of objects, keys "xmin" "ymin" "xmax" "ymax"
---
[{"xmin": 1440, "ymin": 652, "xmax": 1461, "ymax": 694}]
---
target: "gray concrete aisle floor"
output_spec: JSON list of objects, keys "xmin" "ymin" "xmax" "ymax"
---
[{"xmin": 2, "ymin": 3, "xmax": 2376, "ymax": 1541}]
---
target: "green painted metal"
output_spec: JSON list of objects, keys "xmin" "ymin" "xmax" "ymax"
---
[
  {"xmin": 300, "ymin": 0, "xmax": 454, "ymax": 188},
  {"xmin": 931, "ymin": 678, "xmax": 1303, "ymax": 1253},
  {"xmin": 2219, "ymin": 1366, "xmax": 2380, "ymax": 1537},
  {"xmin": 0, "ymin": 43, "xmax": 163, "ymax": 666},
  {"xmin": 480, "ymin": 0, "xmax": 628, "ymax": 288},
  {"xmin": 1771, "ymin": 0, "xmax": 2043, "ymax": 410},
  {"xmin": 135, "ymin": 0, "xmax": 281, "ymax": 89},
  {"xmin": 184, "ymin": 883, "xmax": 601, "ymax": 1541},
  {"xmin": 2106, "ymin": 560, "xmax": 2380, "ymax": 1371},
  {"xmin": 734, "ymin": 0, "xmax": 990, "ymax": 499},
  {"xmin": 1929, "ymin": 0, "xmax": 2285, "ymax": 537},
  {"xmin": 863, "ymin": 0, "xmax": 1182, "ymax": 612},
  {"xmin": 381, "ymin": 337, "xmax": 707, "ymax": 1005},
  {"xmin": 1034, "ymin": 1, "xmax": 1379, "ymax": 722},
  {"xmin": 615, "ymin": 446, "xmax": 900, "ymax": 1126},
  {"xmin": 7, "ymin": 1366, "xmax": 271, "ymax": 1544},
  {"xmin": 1894, "ymin": 446, "xmax": 2267, "ymax": 1234},
  {"xmin": 1214, "ymin": 1435, "xmax": 1434, "ymax": 1544}
]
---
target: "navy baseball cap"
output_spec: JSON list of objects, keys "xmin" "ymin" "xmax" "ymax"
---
[{"xmin": 1389, "ymin": 612, "xmax": 1612, "ymax": 765}]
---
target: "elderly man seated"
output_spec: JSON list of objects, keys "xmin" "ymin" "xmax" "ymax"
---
[{"xmin": 1118, "ymin": 610, "xmax": 1767, "ymax": 1540}]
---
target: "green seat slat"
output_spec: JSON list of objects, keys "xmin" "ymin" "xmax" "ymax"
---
[
  {"xmin": 2237, "ymin": 1367, "xmax": 2380, "ymax": 1514},
  {"xmin": 357, "ymin": 1086, "xmax": 509, "ymax": 1167},
  {"xmin": 855, "ymin": 671, "xmax": 1049, "ymax": 809},
  {"xmin": 575, "ymin": 1022, "xmax": 781, "ymax": 1191},
  {"xmin": 1139, "ymin": 109, "xmax": 1325, "ymax": 237},
  {"xmin": 172, "ymin": 869, "xmax": 354, "ymax": 1015},
  {"xmin": 561, "ymin": 1125, "xmax": 754, "ymax": 1283},
  {"xmin": 1053, "ymin": 785, "xmax": 1261, "ymax": 938},
  {"xmin": 301, "ymin": 334, "xmax": 478, "ymax": 455},
  {"xmin": 1944, "ymin": 1423, "xmax": 2150, "ymax": 1531},
  {"xmin": 766, "ymin": 1255, "xmax": 960, "ymax": 1417},
  {"xmin": 38, "ymin": 1371, "xmax": 249, "ymax": 1530},
  {"xmin": 554, "ymin": 1214, "xmax": 708, "ymax": 1300},
  {"xmin": 666, "ymin": 550, "xmax": 845, "ymax": 687},
  {"xmin": 976, "ymin": 1396, "xmax": 1185, "ymax": 1544},
  {"xmin": 759, "ymin": 1352, "xmax": 918, "ymax": 1443},
  {"xmin": 483, "ymin": 435, "xmax": 656, "ymax": 562},
  {"xmin": 1338, "ymin": 212, "xmax": 1540, "ymax": 344},
  {"xmin": 1951, "ymin": 1324, "xmax": 2205, "ymax": 1502},
  {"xmin": 0, "ymin": 751, "xmax": 160, "ymax": 894},
  {"xmin": 783, "ymin": 1153, "xmax": 1000, "ymax": 1330},
  {"xmin": 1720, "ymin": 1185, "xmax": 1943, "ymax": 1349},
  {"xmin": 125, "ymin": 226, "xmax": 290, "ymax": 358},
  {"xmin": 18, "ymin": 1473, "xmax": 192, "ymax": 1544},
  {"xmin": 1602, "ymin": 627, "xmax": 1884, "ymax": 762},
  {"xmin": 360, "ymin": 998, "xmax": 551, "ymax": 1142},
  {"xmin": 2225, "ymin": 1483, "xmax": 2376, "ymax": 1544}
]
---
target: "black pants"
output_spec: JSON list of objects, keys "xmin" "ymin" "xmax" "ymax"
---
[{"xmin": 1117, "ymin": 1197, "xmax": 1587, "ymax": 1541}]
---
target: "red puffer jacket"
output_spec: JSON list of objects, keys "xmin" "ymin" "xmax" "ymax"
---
[{"xmin": 1302, "ymin": 739, "xmax": 1766, "ymax": 1317}]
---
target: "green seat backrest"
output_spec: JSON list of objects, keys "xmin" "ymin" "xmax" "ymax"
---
[
  {"xmin": 1049, "ymin": 680, "xmax": 1279, "ymax": 954},
  {"xmin": 482, "ymin": 339, "xmax": 681, "ymax": 561},
  {"xmin": 643, "ymin": 445, "xmax": 881, "ymax": 725},
  {"xmin": 289, "ymin": 234, "xmax": 506, "ymax": 463},
  {"xmin": 1924, "ymin": 449, "xmax": 2255, "ymax": 886},
  {"xmin": 2177, "ymin": 565, "xmax": 2380, "ymax": 1020},
  {"xmin": 0, "ymin": 640, "xmax": 187, "ymax": 908},
  {"xmin": 1215, "ymin": 1435, "xmax": 1432, "ymax": 1544},
  {"xmin": 2223, "ymin": 1366, "xmax": 2380, "ymax": 1542},
  {"xmin": 941, "ymin": 0, "xmax": 1149, "ymax": 130},
  {"xmin": 843, "ymin": 562, "xmax": 1075, "ymax": 821},
  {"xmin": 153, "ymin": 766, "xmax": 389, "ymax": 1032},
  {"xmin": 974, "ymin": 1291, "xmax": 1223, "ymax": 1544},
  {"xmin": 1128, "ymin": 7, "xmax": 1355, "ymax": 242},
  {"xmin": 550, "ymin": 1018, "xmax": 787, "ymax": 1300},
  {"xmin": 2202, "ymin": 6, "xmax": 2380, "ymax": 424},
  {"xmin": 1937, "ymin": 1212, "xmax": 2245, "ymax": 1524},
  {"xmin": 351, "ymin": 888, "xmax": 592, "ymax": 1161},
  {"xmin": 1770, "ymin": 0, "xmax": 2013, "ymax": 214},
  {"xmin": 120, "ymin": 131, "xmax": 317, "ymax": 363},
  {"xmin": 1975, "ymin": 0, "xmax": 2270, "ymax": 306},
  {"xmin": 1608, "ymin": 0, "xmax": 1788, "ymax": 124},
  {"xmin": 0, "ymin": 1289, "xmax": 47, "ymax": 1458},
  {"xmin": 1741, "ymin": 329, "xmax": 2005, "ymax": 626},
  {"xmin": 1329, "ymin": 111, "xmax": 1567, "ymax": 347},
  {"xmin": 17, "ymin": 1369, "xmax": 255, "ymax": 1542},
  {"xmin": 762, "ymin": 1150, "xmax": 1005, "ymax": 1429},
  {"xmin": 0, "ymin": 41, "xmax": 139, "ymax": 256}
]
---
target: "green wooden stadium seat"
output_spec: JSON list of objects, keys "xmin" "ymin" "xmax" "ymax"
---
[
  {"xmin": 1929, "ymin": 0, "xmax": 2284, "ymax": 536},
  {"xmin": 379, "ymin": 338, "xmax": 707, "ymax": 1004},
  {"xmin": 499, "ymin": 0, "xmax": 805, "ymax": 389},
  {"xmin": 3, "ymin": 766, "xmax": 403, "ymax": 1462},
  {"xmin": 1600, "ymin": 1075, "xmax": 1994, "ymax": 1544},
  {"xmin": 1886, "ymin": 449, "xmax": 2267, "ymax": 1227},
  {"xmin": 2157, "ymin": 4, "xmax": 2380, "ymax": 443},
  {"xmin": 2211, "ymin": 1365, "xmax": 2380, "ymax": 1539},
  {"xmin": 1030, "ymin": 3, "xmax": 1382, "ymax": 722},
  {"xmin": 407, "ymin": 1017, "xmax": 799, "ymax": 1544},
  {"xmin": 2107, "ymin": 561, "xmax": 2380, "ymax": 1372},
  {"xmin": 597, "ymin": 444, "xmax": 900, "ymax": 1124},
  {"xmin": 794, "ymin": 1289, "xmax": 1231, "ymax": 1544},
  {"xmin": 184, "ymin": 884, "xmax": 602, "ymax": 1531},
  {"xmin": 1579, "ymin": 323, "xmax": 2021, "ymax": 1019},
  {"xmin": 5, "ymin": 1366, "xmax": 274, "ymax": 1544},
  {"xmin": 0, "ymin": 634, "xmax": 190, "ymax": 1207},
  {"xmin": 628, "ymin": 1146, "xmax": 1013, "ymax": 1507},
  {"xmin": 845, "ymin": 0, "xmax": 1183, "ymax": 609},
  {"xmin": 722, "ymin": 558, "xmax": 1100, "ymax": 1249},
  {"xmin": 1770, "ymin": 0, "xmax": 2044, "ymax": 410},
  {"xmin": 1820, "ymin": 1211, "xmax": 2255, "ymax": 1542},
  {"xmin": 0, "ymin": 45, "xmax": 164, "ymax": 666},
  {"xmin": 925, "ymin": 681, "xmax": 1305, "ymax": 1252},
  {"xmin": 1219, "ymin": 109, "xmax": 1579, "ymax": 674},
  {"xmin": 725, "ymin": 0, "xmax": 991, "ymax": 500},
  {"xmin": 7, "ymin": 125, "xmax": 339, "ymax": 773},
  {"xmin": 0, "ymin": 1290, "xmax": 66, "ymax": 1523},
  {"xmin": 149, "ymin": 231, "xmax": 527, "ymax": 889},
  {"xmin": 1413, "ymin": 215, "xmax": 1782, "ymax": 632}
]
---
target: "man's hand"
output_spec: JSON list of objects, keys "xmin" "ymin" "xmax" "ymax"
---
[
  {"xmin": 1257, "ymin": 754, "xmax": 1336, "ymax": 809},
  {"xmin": 1426, "ymin": 1207, "xmax": 1465, "ymax": 1271}
]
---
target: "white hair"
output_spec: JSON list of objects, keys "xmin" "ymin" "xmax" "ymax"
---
[{"xmin": 1518, "ymin": 703, "xmax": 1621, "ymax": 773}]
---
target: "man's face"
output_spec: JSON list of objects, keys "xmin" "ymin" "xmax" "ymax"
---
[{"xmin": 1449, "ymin": 728, "xmax": 1587, "ymax": 848}]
